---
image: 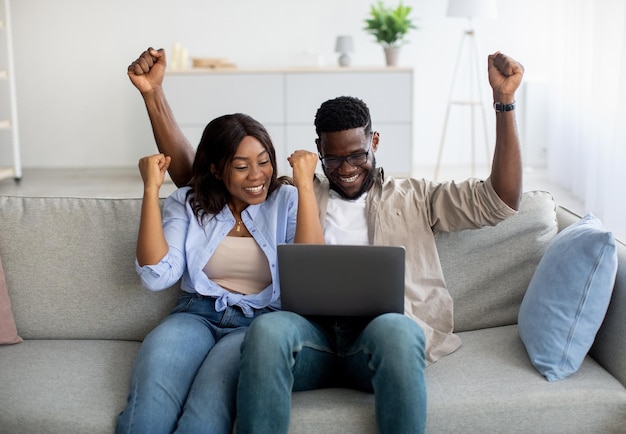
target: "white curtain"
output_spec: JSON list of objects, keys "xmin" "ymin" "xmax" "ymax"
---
[{"xmin": 546, "ymin": 0, "xmax": 626, "ymax": 241}]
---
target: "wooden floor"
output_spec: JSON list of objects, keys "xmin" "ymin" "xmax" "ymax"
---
[{"xmin": 0, "ymin": 166, "xmax": 585, "ymax": 216}]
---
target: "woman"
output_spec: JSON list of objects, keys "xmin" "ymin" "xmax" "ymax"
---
[{"xmin": 116, "ymin": 113, "xmax": 322, "ymax": 434}]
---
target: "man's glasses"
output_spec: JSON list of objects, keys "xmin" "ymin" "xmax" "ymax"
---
[{"xmin": 319, "ymin": 134, "xmax": 373, "ymax": 170}]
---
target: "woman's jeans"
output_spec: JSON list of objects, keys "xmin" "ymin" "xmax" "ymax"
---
[
  {"xmin": 236, "ymin": 311, "xmax": 427, "ymax": 434},
  {"xmin": 116, "ymin": 293, "xmax": 269, "ymax": 434}
]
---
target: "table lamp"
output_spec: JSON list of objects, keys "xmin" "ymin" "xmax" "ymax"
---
[
  {"xmin": 447, "ymin": 0, "xmax": 497, "ymax": 22},
  {"xmin": 335, "ymin": 35, "xmax": 354, "ymax": 67}
]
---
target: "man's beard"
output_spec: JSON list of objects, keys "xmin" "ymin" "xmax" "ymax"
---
[{"xmin": 326, "ymin": 158, "xmax": 377, "ymax": 200}]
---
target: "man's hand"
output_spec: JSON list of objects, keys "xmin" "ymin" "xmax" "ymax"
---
[
  {"xmin": 288, "ymin": 150, "xmax": 318, "ymax": 190},
  {"xmin": 487, "ymin": 52, "xmax": 524, "ymax": 103},
  {"xmin": 127, "ymin": 47, "xmax": 167, "ymax": 95}
]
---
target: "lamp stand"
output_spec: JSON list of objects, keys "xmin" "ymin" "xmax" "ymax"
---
[
  {"xmin": 434, "ymin": 20, "xmax": 490, "ymax": 180},
  {"xmin": 338, "ymin": 53, "xmax": 351, "ymax": 67}
]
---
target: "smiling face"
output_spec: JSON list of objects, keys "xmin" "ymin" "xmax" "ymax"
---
[
  {"xmin": 189, "ymin": 113, "xmax": 281, "ymax": 220},
  {"xmin": 317, "ymin": 127, "xmax": 379, "ymax": 200},
  {"xmin": 224, "ymin": 135, "xmax": 274, "ymax": 212}
]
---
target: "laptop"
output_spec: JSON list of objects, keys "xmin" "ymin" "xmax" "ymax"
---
[{"xmin": 277, "ymin": 244, "xmax": 405, "ymax": 317}]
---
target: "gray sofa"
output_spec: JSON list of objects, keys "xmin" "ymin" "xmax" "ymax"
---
[{"xmin": 0, "ymin": 190, "xmax": 625, "ymax": 433}]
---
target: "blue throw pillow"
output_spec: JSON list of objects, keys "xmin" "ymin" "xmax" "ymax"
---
[{"xmin": 518, "ymin": 213, "xmax": 617, "ymax": 381}]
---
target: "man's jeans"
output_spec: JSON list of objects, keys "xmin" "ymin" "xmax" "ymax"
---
[
  {"xmin": 236, "ymin": 311, "xmax": 427, "ymax": 434},
  {"xmin": 116, "ymin": 293, "xmax": 269, "ymax": 434}
]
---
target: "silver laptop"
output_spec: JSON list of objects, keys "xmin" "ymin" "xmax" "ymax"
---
[{"xmin": 277, "ymin": 244, "xmax": 405, "ymax": 317}]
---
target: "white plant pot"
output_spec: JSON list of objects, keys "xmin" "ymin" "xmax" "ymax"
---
[{"xmin": 384, "ymin": 46, "xmax": 401, "ymax": 67}]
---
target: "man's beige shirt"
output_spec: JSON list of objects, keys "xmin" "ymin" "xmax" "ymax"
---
[{"xmin": 314, "ymin": 169, "xmax": 517, "ymax": 364}]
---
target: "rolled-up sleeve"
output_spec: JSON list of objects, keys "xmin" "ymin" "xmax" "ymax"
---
[
  {"xmin": 429, "ymin": 177, "xmax": 517, "ymax": 233},
  {"xmin": 135, "ymin": 189, "xmax": 190, "ymax": 291}
]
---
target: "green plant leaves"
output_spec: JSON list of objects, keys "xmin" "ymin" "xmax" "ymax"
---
[{"xmin": 364, "ymin": 1, "xmax": 417, "ymax": 47}]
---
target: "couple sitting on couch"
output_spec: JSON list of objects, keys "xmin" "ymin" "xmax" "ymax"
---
[{"xmin": 115, "ymin": 47, "xmax": 524, "ymax": 434}]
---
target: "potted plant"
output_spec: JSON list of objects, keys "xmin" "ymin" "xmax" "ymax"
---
[{"xmin": 364, "ymin": 1, "xmax": 417, "ymax": 66}]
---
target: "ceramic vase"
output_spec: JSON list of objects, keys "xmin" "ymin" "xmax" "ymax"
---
[{"xmin": 384, "ymin": 46, "xmax": 401, "ymax": 67}]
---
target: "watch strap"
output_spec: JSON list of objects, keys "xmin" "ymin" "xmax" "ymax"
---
[{"xmin": 493, "ymin": 101, "xmax": 516, "ymax": 112}]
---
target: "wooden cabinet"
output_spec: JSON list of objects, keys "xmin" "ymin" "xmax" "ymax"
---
[{"xmin": 165, "ymin": 67, "xmax": 413, "ymax": 176}]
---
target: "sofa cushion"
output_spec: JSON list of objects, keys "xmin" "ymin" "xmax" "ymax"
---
[
  {"xmin": 289, "ymin": 326, "xmax": 626, "ymax": 433},
  {"xmin": 436, "ymin": 190, "xmax": 558, "ymax": 331},
  {"xmin": 518, "ymin": 213, "xmax": 617, "ymax": 381},
  {"xmin": 0, "ymin": 255, "xmax": 22, "ymax": 345},
  {"xmin": 2, "ymin": 329, "xmax": 624, "ymax": 434},
  {"xmin": 0, "ymin": 339, "xmax": 138, "ymax": 434},
  {"xmin": 423, "ymin": 326, "xmax": 626, "ymax": 433},
  {"xmin": 0, "ymin": 196, "xmax": 179, "ymax": 341}
]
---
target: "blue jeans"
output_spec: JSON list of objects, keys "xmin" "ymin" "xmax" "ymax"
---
[
  {"xmin": 116, "ymin": 293, "xmax": 269, "ymax": 434},
  {"xmin": 236, "ymin": 311, "xmax": 427, "ymax": 434}
]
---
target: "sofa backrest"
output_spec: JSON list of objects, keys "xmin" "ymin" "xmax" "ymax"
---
[
  {"xmin": 436, "ymin": 190, "xmax": 558, "ymax": 331},
  {"xmin": 0, "ymin": 196, "xmax": 178, "ymax": 341},
  {"xmin": 0, "ymin": 191, "xmax": 558, "ymax": 341}
]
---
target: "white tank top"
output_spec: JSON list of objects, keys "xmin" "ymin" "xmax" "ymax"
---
[{"xmin": 203, "ymin": 236, "xmax": 271, "ymax": 295}]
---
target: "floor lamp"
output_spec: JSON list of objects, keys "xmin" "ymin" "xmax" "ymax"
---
[{"xmin": 434, "ymin": 0, "xmax": 497, "ymax": 180}]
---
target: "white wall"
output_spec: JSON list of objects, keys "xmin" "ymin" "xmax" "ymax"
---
[{"xmin": 5, "ymin": 0, "xmax": 552, "ymax": 170}]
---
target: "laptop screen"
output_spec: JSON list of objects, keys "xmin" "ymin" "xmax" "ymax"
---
[{"xmin": 277, "ymin": 244, "xmax": 405, "ymax": 317}]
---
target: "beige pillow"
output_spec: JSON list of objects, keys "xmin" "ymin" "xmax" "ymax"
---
[{"xmin": 0, "ymin": 256, "xmax": 22, "ymax": 345}]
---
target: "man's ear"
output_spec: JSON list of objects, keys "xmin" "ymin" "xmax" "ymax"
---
[
  {"xmin": 372, "ymin": 131, "xmax": 380, "ymax": 152},
  {"xmin": 315, "ymin": 137, "xmax": 322, "ymax": 154}
]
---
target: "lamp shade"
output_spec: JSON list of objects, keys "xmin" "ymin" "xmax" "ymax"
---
[
  {"xmin": 447, "ymin": 0, "xmax": 497, "ymax": 19},
  {"xmin": 335, "ymin": 35, "xmax": 354, "ymax": 53}
]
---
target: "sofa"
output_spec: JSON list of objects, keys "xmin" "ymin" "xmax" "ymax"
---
[{"xmin": 0, "ymin": 190, "xmax": 624, "ymax": 434}]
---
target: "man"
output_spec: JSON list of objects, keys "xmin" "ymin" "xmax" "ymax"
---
[{"xmin": 127, "ymin": 48, "xmax": 523, "ymax": 433}]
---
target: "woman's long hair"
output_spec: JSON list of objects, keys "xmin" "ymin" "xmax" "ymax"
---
[{"xmin": 186, "ymin": 113, "xmax": 281, "ymax": 223}]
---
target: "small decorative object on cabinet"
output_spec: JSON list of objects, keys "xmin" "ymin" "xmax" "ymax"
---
[
  {"xmin": 364, "ymin": 1, "xmax": 417, "ymax": 67},
  {"xmin": 0, "ymin": 0, "xmax": 21, "ymax": 183},
  {"xmin": 335, "ymin": 35, "xmax": 354, "ymax": 67}
]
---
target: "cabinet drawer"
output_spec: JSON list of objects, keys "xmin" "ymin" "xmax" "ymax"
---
[
  {"xmin": 285, "ymin": 71, "xmax": 412, "ymax": 124},
  {"xmin": 164, "ymin": 73, "xmax": 284, "ymax": 125}
]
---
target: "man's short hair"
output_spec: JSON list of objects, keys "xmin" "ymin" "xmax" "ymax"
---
[{"xmin": 314, "ymin": 96, "xmax": 372, "ymax": 136}]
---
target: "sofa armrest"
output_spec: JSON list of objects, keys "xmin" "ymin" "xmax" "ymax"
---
[
  {"xmin": 590, "ymin": 239, "xmax": 626, "ymax": 387},
  {"xmin": 557, "ymin": 207, "xmax": 626, "ymax": 387},
  {"xmin": 556, "ymin": 205, "xmax": 582, "ymax": 232}
]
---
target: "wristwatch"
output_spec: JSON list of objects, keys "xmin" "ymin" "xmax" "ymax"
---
[{"xmin": 493, "ymin": 101, "xmax": 516, "ymax": 112}]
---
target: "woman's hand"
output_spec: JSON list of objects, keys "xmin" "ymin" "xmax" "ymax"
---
[
  {"xmin": 288, "ymin": 150, "xmax": 318, "ymax": 191},
  {"xmin": 136, "ymin": 153, "xmax": 171, "ymax": 266},
  {"xmin": 289, "ymin": 150, "xmax": 325, "ymax": 244},
  {"xmin": 138, "ymin": 153, "xmax": 171, "ymax": 192}
]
